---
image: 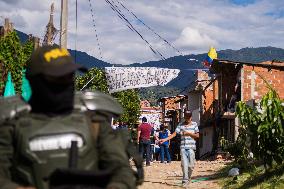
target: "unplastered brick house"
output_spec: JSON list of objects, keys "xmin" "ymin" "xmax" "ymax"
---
[
  {"xmin": 188, "ymin": 60, "xmax": 284, "ymax": 158},
  {"xmin": 210, "ymin": 59, "xmax": 284, "ymax": 155},
  {"xmin": 158, "ymin": 95, "xmax": 187, "ymax": 132},
  {"xmin": 187, "ymin": 70, "xmax": 218, "ymax": 158},
  {"xmin": 158, "ymin": 95, "xmax": 187, "ymax": 160},
  {"xmin": 241, "ymin": 61, "xmax": 284, "ymax": 100}
]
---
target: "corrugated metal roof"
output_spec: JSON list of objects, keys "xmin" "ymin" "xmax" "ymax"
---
[
  {"xmin": 258, "ymin": 60, "xmax": 284, "ymax": 67},
  {"xmin": 214, "ymin": 59, "xmax": 284, "ymax": 69}
]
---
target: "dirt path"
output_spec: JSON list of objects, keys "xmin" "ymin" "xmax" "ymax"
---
[{"xmin": 138, "ymin": 160, "xmax": 229, "ymax": 189}]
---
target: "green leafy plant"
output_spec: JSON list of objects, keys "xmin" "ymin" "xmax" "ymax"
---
[
  {"xmin": 113, "ymin": 89, "xmax": 140, "ymax": 126},
  {"xmin": 220, "ymin": 136, "xmax": 228, "ymax": 151},
  {"xmin": 0, "ymin": 31, "xmax": 33, "ymax": 95},
  {"xmin": 75, "ymin": 67, "xmax": 109, "ymax": 93},
  {"xmin": 257, "ymin": 89, "xmax": 284, "ymax": 167},
  {"xmin": 220, "ymin": 135, "xmax": 250, "ymax": 168},
  {"xmin": 236, "ymin": 87, "xmax": 284, "ymax": 169}
]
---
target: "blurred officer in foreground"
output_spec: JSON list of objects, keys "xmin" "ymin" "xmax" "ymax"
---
[{"xmin": 0, "ymin": 45, "xmax": 136, "ymax": 189}]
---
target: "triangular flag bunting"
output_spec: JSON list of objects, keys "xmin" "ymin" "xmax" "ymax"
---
[
  {"xmin": 21, "ymin": 69, "xmax": 32, "ymax": 101},
  {"xmin": 4, "ymin": 72, "xmax": 16, "ymax": 97}
]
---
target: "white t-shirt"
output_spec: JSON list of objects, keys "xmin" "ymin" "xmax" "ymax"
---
[{"xmin": 175, "ymin": 121, "xmax": 199, "ymax": 150}]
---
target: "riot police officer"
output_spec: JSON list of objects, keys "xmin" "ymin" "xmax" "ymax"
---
[{"xmin": 0, "ymin": 45, "xmax": 136, "ymax": 189}]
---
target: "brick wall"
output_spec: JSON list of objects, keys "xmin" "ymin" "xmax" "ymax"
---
[
  {"xmin": 243, "ymin": 65, "xmax": 284, "ymax": 101},
  {"xmin": 202, "ymin": 84, "xmax": 215, "ymax": 116},
  {"xmin": 197, "ymin": 70, "xmax": 212, "ymax": 89},
  {"xmin": 195, "ymin": 70, "xmax": 217, "ymax": 124},
  {"xmin": 165, "ymin": 97, "xmax": 182, "ymax": 110},
  {"xmin": 196, "ymin": 70, "xmax": 213, "ymax": 113}
]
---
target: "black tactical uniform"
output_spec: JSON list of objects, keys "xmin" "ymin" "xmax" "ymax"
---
[{"xmin": 0, "ymin": 46, "xmax": 136, "ymax": 189}]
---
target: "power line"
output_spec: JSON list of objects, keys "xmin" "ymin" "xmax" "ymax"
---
[
  {"xmin": 88, "ymin": 0, "xmax": 103, "ymax": 59},
  {"xmin": 115, "ymin": 0, "xmax": 183, "ymax": 56},
  {"xmin": 107, "ymin": 0, "xmax": 166, "ymax": 60},
  {"xmin": 105, "ymin": 0, "xmax": 166, "ymax": 60}
]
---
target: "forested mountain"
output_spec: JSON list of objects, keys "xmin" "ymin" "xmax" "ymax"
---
[
  {"xmin": 16, "ymin": 31, "xmax": 284, "ymax": 101},
  {"xmin": 16, "ymin": 30, "xmax": 111, "ymax": 69}
]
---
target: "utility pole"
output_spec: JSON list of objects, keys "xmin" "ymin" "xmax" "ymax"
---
[{"xmin": 60, "ymin": 0, "xmax": 68, "ymax": 48}]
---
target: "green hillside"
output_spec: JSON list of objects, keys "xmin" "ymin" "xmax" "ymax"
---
[{"xmin": 16, "ymin": 31, "xmax": 284, "ymax": 102}]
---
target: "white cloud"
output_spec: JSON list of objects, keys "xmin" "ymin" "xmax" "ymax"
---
[
  {"xmin": 175, "ymin": 27, "xmax": 218, "ymax": 51},
  {"xmin": 0, "ymin": 0, "xmax": 284, "ymax": 65}
]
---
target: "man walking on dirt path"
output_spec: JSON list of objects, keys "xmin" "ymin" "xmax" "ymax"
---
[{"xmin": 160, "ymin": 110, "xmax": 199, "ymax": 187}]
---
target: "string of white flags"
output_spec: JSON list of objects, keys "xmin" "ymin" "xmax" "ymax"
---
[{"xmin": 105, "ymin": 67, "xmax": 180, "ymax": 93}]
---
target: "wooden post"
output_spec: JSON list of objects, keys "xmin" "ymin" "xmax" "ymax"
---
[
  {"xmin": 0, "ymin": 26, "xmax": 4, "ymax": 37},
  {"xmin": 33, "ymin": 37, "xmax": 40, "ymax": 50},
  {"xmin": 0, "ymin": 18, "xmax": 14, "ymax": 37},
  {"xmin": 28, "ymin": 34, "xmax": 40, "ymax": 50},
  {"xmin": 4, "ymin": 18, "xmax": 9, "ymax": 34}
]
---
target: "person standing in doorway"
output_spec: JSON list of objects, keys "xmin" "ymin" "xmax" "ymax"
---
[
  {"xmin": 160, "ymin": 110, "xmax": 199, "ymax": 187},
  {"xmin": 137, "ymin": 117, "xmax": 152, "ymax": 166}
]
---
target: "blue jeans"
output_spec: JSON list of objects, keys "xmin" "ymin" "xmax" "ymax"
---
[
  {"xmin": 180, "ymin": 148, "xmax": 195, "ymax": 182},
  {"xmin": 160, "ymin": 144, "xmax": 171, "ymax": 163},
  {"xmin": 139, "ymin": 139, "xmax": 151, "ymax": 165},
  {"xmin": 153, "ymin": 147, "xmax": 160, "ymax": 161},
  {"xmin": 150, "ymin": 144, "xmax": 154, "ymax": 161}
]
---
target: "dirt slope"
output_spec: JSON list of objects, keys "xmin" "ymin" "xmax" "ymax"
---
[{"xmin": 138, "ymin": 160, "xmax": 229, "ymax": 189}]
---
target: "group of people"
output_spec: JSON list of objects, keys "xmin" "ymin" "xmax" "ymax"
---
[
  {"xmin": 137, "ymin": 117, "xmax": 172, "ymax": 165},
  {"xmin": 137, "ymin": 111, "xmax": 199, "ymax": 187},
  {"xmin": 0, "ymin": 45, "xmax": 200, "ymax": 189},
  {"xmin": 153, "ymin": 124, "xmax": 172, "ymax": 163},
  {"xmin": 111, "ymin": 121, "xmax": 128, "ymax": 130}
]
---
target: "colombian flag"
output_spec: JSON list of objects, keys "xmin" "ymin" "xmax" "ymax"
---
[{"xmin": 203, "ymin": 47, "xmax": 217, "ymax": 67}]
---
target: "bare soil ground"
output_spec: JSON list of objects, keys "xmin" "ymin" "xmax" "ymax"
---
[{"xmin": 138, "ymin": 160, "xmax": 230, "ymax": 189}]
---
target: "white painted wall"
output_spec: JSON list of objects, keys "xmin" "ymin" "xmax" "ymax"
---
[
  {"xmin": 188, "ymin": 92, "xmax": 200, "ymax": 125},
  {"xmin": 200, "ymin": 127, "xmax": 214, "ymax": 157},
  {"xmin": 192, "ymin": 109, "xmax": 200, "ymax": 126},
  {"xmin": 188, "ymin": 93, "xmax": 200, "ymax": 110}
]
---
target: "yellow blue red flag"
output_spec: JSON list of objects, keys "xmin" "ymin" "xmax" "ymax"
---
[{"xmin": 203, "ymin": 47, "xmax": 217, "ymax": 67}]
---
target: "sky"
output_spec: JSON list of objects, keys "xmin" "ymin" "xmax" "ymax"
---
[{"xmin": 0, "ymin": 0, "xmax": 283, "ymax": 65}]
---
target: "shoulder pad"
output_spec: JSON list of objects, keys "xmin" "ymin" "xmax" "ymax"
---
[
  {"xmin": 74, "ymin": 91, "xmax": 123, "ymax": 117},
  {"xmin": 0, "ymin": 95, "xmax": 31, "ymax": 123}
]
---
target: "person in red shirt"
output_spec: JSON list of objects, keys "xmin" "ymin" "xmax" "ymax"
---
[{"xmin": 137, "ymin": 117, "xmax": 152, "ymax": 166}]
